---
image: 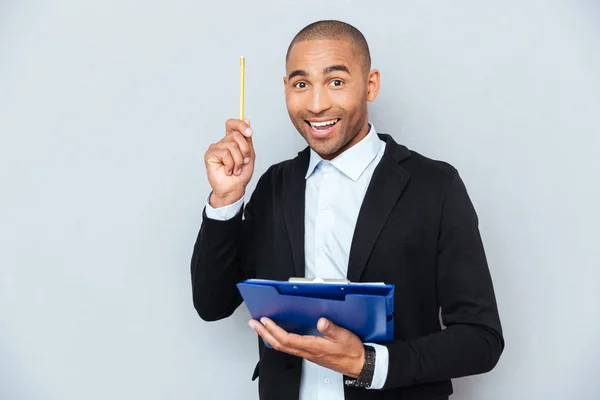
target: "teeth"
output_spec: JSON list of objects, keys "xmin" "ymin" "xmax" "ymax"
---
[{"xmin": 310, "ymin": 119, "xmax": 338, "ymax": 128}]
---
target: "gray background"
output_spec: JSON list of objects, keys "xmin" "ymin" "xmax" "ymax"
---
[{"xmin": 1, "ymin": 0, "xmax": 599, "ymax": 399}]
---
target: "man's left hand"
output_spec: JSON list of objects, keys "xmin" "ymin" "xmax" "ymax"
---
[{"xmin": 249, "ymin": 317, "xmax": 365, "ymax": 378}]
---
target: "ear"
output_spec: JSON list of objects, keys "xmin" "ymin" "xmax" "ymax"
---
[
  {"xmin": 366, "ymin": 69, "xmax": 381, "ymax": 102},
  {"xmin": 283, "ymin": 76, "xmax": 288, "ymax": 96}
]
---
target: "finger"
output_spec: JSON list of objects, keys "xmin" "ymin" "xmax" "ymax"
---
[
  {"xmin": 260, "ymin": 317, "xmax": 322, "ymax": 355},
  {"xmin": 223, "ymin": 131, "xmax": 252, "ymax": 164},
  {"xmin": 217, "ymin": 148, "xmax": 235, "ymax": 176},
  {"xmin": 249, "ymin": 320, "xmax": 286, "ymax": 352},
  {"xmin": 226, "ymin": 118, "xmax": 253, "ymax": 138},
  {"xmin": 214, "ymin": 142, "xmax": 245, "ymax": 175},
  {"xmin": 206, "ymin": 144, "xmax": 237, "ymax": 176},
  {"xmin": 251, "ymin": 321, "xmax": 314, "ymax": 359}
]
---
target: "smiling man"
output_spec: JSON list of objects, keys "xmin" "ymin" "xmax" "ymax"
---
[
  {"xmin": 192, "ymin": 20, "xmax": 504, "ymax": 400},
  {"xmin": 283, "ymin": 30, "xmax": 376, "ymax": 161}
]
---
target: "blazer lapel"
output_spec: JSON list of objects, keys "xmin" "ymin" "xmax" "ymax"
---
[
  {"xmin": 347, "ymin": 135, "xmax": 411, "ymax": 282},
  {"xmin": 283, "ymin": 147, "xmax": 310, "ymax": 278}
]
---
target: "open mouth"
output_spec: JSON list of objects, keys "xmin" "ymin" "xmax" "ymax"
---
[{"xmin": 305, "ymin": 118, "xmax": 340, "ymax": 137}]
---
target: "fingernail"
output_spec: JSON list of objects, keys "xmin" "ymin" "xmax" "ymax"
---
[
  {"xmin": 236, "ymin": 168, "xmax": 242, "ymax": 175},
  {"xmin": 244, "ymin": 157, "xmax": 250, "ymax": 164},
  {"xmin": 245, "ymin": 128, "xmax": 253, "ymax": 136},
  {"xmin": 260, "ymin": 318, "xmax": 267, "ymax": 326},
  {"xmin": 248, "ymin": 321, "xmax": 256, "ymax": 330}
]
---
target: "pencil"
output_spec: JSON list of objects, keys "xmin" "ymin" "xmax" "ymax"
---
[{"xmin": 239, "ymin": 56, "xmax": 245, "ymax": 121}]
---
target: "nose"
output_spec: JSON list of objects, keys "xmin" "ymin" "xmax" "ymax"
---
[{"xmin": 306, "ymin": 86, "xmax": 332, "ymax": 115}]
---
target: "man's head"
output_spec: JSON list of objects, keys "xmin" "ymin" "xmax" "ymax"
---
[{"xmin": 284, "ymin": 20, "xmax": 380, "ymax": 160}]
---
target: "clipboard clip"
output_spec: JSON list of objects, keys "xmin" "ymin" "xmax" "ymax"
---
[{"xmin": 288, "ymin": 277, "xmax": 350, "ymax": 284}]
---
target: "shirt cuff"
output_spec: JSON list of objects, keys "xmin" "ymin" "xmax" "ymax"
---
[
  {"xmin": 204, "ymin": 192, "xmax": 244, "ymax": 221},
  {"xmin": 364, "ymin": 343, "xmax": 389, "ymax": 390}
]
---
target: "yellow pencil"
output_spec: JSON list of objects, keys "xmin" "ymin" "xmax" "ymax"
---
[{"xmin": 239, "ymin": 56, "xmax": 245, "ymax": 121}]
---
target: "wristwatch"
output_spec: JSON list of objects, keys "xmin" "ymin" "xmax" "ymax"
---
[{"xmin": 344, "ymin": 345, "xmax": 376, "ymax": 388}]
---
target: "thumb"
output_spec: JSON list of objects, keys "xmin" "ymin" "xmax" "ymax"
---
[
  {"xmin": 243, "ymin": 118, "xmax": 254, "ymax": 150},
  {"xmin": 317, "ymin": 318, "xmax": 339, "ymax": 338}
]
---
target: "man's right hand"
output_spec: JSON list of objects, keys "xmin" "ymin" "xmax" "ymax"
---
[{"xmin": 204, "ymin": 119, "xmax": 256, "ymax": 208}]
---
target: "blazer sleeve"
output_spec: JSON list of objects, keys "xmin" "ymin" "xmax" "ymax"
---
[
  {"xmin": 382, "ymin": 169, "xmax": 505, "ymax": 389},
  {"xmin": 190, "ymin": 172, "xmax": 268, "ymax": 322}
]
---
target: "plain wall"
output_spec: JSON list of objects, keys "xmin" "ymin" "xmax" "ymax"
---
[{"xmin": 1, "ymin": 1, "xmax": 599, "ymax": 399}]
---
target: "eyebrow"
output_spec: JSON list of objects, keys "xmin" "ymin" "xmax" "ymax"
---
[
  {"xmin": 323, "ymin": 64, "xmax": 350, "ymax": 75},
  {"xmin": 288, "ymin": 64, "xmax": 351, "ymax": 80},
  {"xmin": 288, "ymin": 69, "xmax": 308, "ymax": 80}
]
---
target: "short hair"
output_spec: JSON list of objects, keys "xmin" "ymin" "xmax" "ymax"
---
[{"xmin": 285, "ymin": 20, "xmax": 371, "ymax": 72}]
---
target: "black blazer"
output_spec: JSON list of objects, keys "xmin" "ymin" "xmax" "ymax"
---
[{"xmin": 191, "ymin": 133, "xmax": 504, "ymax": 400}]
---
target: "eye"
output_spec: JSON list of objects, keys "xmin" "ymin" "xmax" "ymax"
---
[
  {"xmin": 294, "ymin": 81, "xmax": 308, "ymax": 89},
  {"xmin": 329, "ymin": 79, "xmax": 344, "ymax": 87}
]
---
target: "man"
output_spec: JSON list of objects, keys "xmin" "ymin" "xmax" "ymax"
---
[{"xmin": 191, "ymin": 20, "xmax": 504, "ymax": 400}]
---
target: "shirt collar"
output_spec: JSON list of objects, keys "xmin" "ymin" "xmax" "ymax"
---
[{"xmin": 305, "ymin": 123, "xmax": 381, "ymax": 181}]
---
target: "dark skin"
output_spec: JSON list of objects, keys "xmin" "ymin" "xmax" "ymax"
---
[
  {"xmin": 284, "ymin": 39, "xmax": 381, "ymax": 160},
  {"xmin": 205, "ymin": 39, "xmax": 381, "ymax": 376},
  {"xmin": 249, "ymin": 317, "xmax": 366, "ymax": 378},
  {"xmin": 249, "ymin": 39, "xmax": 382, "ymax": 378}
]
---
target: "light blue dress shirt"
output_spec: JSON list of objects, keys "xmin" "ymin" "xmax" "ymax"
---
[{"xmin": 205, "ymin": 123, "xmax": 389, "ymax": 398}]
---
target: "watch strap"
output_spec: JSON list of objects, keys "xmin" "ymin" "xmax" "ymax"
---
[{"xmin": 344, "ymin": 344, "xmax": 376, "ymax": 388}]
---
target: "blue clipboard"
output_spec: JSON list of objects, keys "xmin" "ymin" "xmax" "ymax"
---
[{"xmin": 236, "ymin": 278, "xmax": 394, "ymax": 345}]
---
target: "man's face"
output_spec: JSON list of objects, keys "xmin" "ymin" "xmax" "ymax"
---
[{"xmin": 284, "ymin": 40, "xmax": 380, "ymax": 160}]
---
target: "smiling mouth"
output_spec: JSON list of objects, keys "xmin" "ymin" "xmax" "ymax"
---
[{"xmin": 305, "ymin": 118, "xmax": 340, "ymax": 131}]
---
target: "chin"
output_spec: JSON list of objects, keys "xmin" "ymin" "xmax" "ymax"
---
[{"xmin": 305, "ymin": 137, "xmax": 344, "ymax": 158}]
